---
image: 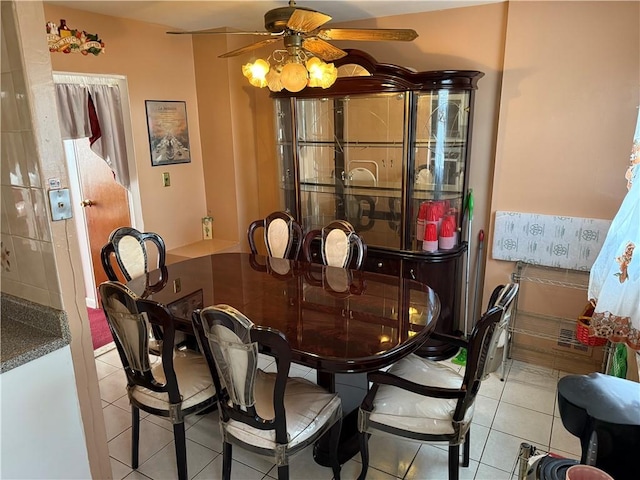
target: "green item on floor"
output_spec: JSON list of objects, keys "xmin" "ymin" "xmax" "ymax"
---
[
  {"xmin": 451, "ymin": 347, "xmax": 467, "ymax": 366},
  {"xmin": 609, "ymin": 342, "xmax": 627, "ymax": 378}
]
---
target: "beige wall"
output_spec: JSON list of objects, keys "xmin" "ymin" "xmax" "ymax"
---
[
  {"xmin": 484, "ymin": 0, "xmax": 640, "ymax": 300},
  {"xmin": 193, "ymin": 34, "xmax": 278, "ymax": 248},
  {"xmin": 43, "ymin": 3, "xmax": 207, "ymax": 250}
]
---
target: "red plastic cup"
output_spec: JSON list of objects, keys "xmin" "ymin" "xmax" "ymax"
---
[{"xmin": 423, "ymin": 223, "xmax": 438, "ymax": 252}]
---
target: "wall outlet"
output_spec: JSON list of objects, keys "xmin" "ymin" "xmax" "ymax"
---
[
  {"xmin": 48, "ymin": 189, "xmax": 73, "ymax": 221},
  {"xmin": 162, "ymin": 172, "xmax": 170, "ymax": 187},
  {"xmin": 173, "ymin": 278, "xmax": 181, "ymax": 293}
]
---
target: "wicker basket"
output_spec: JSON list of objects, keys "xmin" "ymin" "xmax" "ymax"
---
[{"xmin": 576, "ymin": 303, "xmax": 607, "ymax": 347}]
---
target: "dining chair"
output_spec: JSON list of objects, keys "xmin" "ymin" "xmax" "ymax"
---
[
  {"xmin": 346, "ymin": 167, "xmax": 377, "ymax": 231},
  {"xmin": 357, "ymin": 283, "xmax": 519, "ymax": 480},
  {"xmin": 302, "ymin": 219, "xmax": 367, "ymax": 270},
  {"xmin": 191, "ymin": 304, "xmax": 343, "ymax": 480},
  {"xmin": 101, "ymin": 226, "xmax": 167, "ymax": 285},
  {"xmin": 99, "ymin": 281, "xmax": 216, "ymax": 480},
  {"xmin": 485, "ymin": 283, "xmax": 518, "ymax": 381},
  {"xmin": 247, "ymin": 210, "xmax": 303, "ymax": 260}
]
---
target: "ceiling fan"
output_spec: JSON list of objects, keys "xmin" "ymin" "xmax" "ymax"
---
[{"xmin": 166, "ymin": 0, "xmax": 418, "ymax": 62}]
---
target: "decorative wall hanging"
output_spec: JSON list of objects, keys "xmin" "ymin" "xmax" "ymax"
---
[
  {"xmin": 46, "ymin": 19, "xmax": 104, "ymax": 55},
  {"xmin": 145, "ymin": 100, "xmax": 191, "ymax": 166}
]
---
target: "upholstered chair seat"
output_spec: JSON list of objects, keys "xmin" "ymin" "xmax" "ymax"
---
[
  {"xmin": 225, "ymin": 370, "xmax": 342, "ymax": 450},
  {"xmin": 129, "ymin": 349, "xmax": 215, "ymax": 411},
  {"xmin": 366, "ymin": 355, "xmax": 474, "ymax": 436}
]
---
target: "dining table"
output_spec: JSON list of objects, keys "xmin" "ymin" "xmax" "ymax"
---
[{"xmin": 126, "ymin": 252, "xmax": 441, "ymax": 465}]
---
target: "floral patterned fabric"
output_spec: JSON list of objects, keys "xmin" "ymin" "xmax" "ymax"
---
[{"xmin": 588, "ymin": 109, "xmax": 640, "ymax": 351}]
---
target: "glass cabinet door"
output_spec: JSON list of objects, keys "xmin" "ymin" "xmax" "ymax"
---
[
  {"xmin": 410, "ymin": 90, "xmax": 471, "ymax": 251},
  {"xmin": 295, "ymin": 93, "xmax": 407, "ymax": 251},
  {"xmin": 274, "ymin": 99, "xmax": 297, "ymax": 216}
]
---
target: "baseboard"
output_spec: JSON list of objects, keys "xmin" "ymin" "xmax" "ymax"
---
[
  {"xmin": 94, "ymin": 342, "xmax": 115, "ymax": 358},
  {"xmin": 86, "ymin": 297, "xmax": 97, "ymax": 309}
]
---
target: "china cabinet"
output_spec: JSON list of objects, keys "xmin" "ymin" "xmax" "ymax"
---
[{"xmin": 272, "ymin": 50, "xmax": 483, "ymax": 358}]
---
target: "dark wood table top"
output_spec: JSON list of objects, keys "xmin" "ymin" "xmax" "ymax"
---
[{"xmin": 127, "ymin": 252, "xmax": 440, "ymax": 374}]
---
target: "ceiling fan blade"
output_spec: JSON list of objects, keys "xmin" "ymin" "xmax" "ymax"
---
[
  {"xmin": 167, "ymin": 29, "xmax": 281, "ymax": 36},
  {"xmin": 219, "ymin": 38, "xmax": 281, "ymax": 58},
  {"xmin": 317, "ymin": 28, "xmax": 418, "ymax": 42},
  {"xmin": 287, "ymin": 8, "xmax": 332, "ymax": 33},
  {"xmin": 302, "ymin": 38, "xmax": 347, "ymax": 62}
]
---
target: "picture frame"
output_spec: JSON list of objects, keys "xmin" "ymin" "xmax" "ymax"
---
[
  {"xmin": 167, "ymin": 289, "xmax": 203, "ymax": 321},
  {"xmin": 145, "ymin": 100, "xmax": 191, "ymax": 166}
]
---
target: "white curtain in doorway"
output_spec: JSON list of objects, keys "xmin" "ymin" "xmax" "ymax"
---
[{"xmin": 54, "ymin": 79, "xmax": 130, "ymax": 188}]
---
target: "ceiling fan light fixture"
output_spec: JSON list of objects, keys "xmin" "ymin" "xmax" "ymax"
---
[
  {"xmin": 306, "ymin": 57, "xmax": 337, "ymax": 89},
  {"xmin": 242, "ymin": 59, "xmax": 270, "ymax": 88},
  {"xmin": 266, "ymin": 65, "xmax": 284, "ymax": 92},
  {"xmin": 208, "ymin": 2, "xmax": 417, "ymax": 93},
  {"xmin": 279, "ymin": 61, "xmax": 308, "ymax": 92}
]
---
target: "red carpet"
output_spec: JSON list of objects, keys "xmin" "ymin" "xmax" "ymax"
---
[{"xmin": 87, "ymin": 307, "xmax": 113, "ymax": 350}]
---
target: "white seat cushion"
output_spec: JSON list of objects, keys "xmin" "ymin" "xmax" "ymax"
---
[
  {"xmin": 367, "ymin": 354, "xmax": 474, "ymax": 435},
  {"xmin": 224, "ymin": 370, "xmax": 341, "ymax": 451},
  {"xmin": 130, "ymin": 349, "xmax": 215, "ymax": 411}
]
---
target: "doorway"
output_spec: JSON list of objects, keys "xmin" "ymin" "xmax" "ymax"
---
[{"xmin": 55, "ymin": 73, "xmax": 142, "ymax": 350}]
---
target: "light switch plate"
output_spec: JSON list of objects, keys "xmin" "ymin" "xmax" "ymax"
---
[
  {"xmin": 49, "ymin": 189, "xmax": 73, "ymax": 221},
  {"xmin": 162, "ymin": 172, "xmax": 170, "ymax": 187}
]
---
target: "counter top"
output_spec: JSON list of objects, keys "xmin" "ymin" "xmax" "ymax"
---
[{"xmin": 1, "ymin": 294, "xmax": 71, "ymax": 373}]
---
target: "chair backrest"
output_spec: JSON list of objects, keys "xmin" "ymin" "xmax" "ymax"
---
[
  {"xmin": 99, "ymin": 281, "xmax": 181, "ymax": 404},
  {"xmin": 483, "ymin": 283, "xmax": 519, "ymax": 377},
  {"xmin": 349, "ymin": 167, "xmax": 377, "ymax": 186},
  {"xmin": 247, "ymin": 211, "xmax": 303, "ymax": 260},
  {"xmin": 192, "ymin": 305, "xmax": 292, "ymax": 444},
  {"xmin": 455, "ymin": 283, "xmax": 519, "ymax": 420},
  {"xmin": 101, "ymin": 227, "xmax": 166, "ymax": 282},
  {"xmin": 302, "ymin": 220, "xmax": 367, "ymax": 270}
]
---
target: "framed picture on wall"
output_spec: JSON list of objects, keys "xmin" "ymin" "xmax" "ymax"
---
[{"xmin": 145, "ymin": 100, "xmax": 191, "ymax": 166}]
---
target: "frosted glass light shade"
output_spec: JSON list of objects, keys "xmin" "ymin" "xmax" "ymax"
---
[
  {"xmin": 280, "ymin": 62, "xmax": 308, "ymax": 92},
  {"xmin": 306, "ymin": 57, "xmax": 337, "ymax": 89},
  {"xmin": 242, "ymin": 59, "xmax": 269, "ymax": 88},
  {"xmin": 266, "ymin": 66, "xmax": 283, "ymax": 92}
]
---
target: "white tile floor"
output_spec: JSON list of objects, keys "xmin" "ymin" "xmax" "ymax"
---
[{"xmin": 96, "ymin": 346, "xmax": 582, "ymax": 480}]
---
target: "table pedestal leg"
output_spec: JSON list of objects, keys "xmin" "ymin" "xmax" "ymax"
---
[{"xmin": 314, "ymin": 372, "xmax": 368, "ymax": 466}]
